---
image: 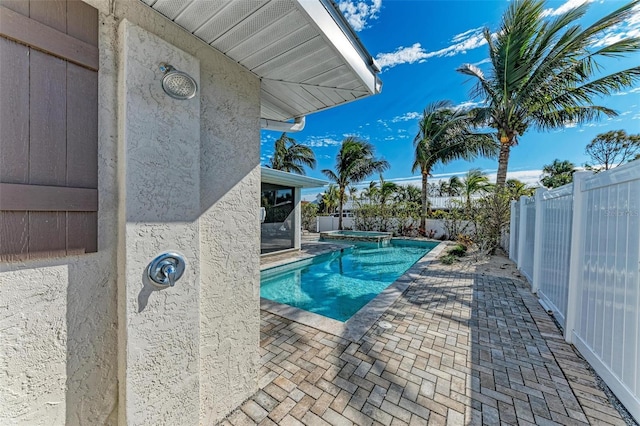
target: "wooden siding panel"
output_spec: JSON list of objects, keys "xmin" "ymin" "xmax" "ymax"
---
[
  {"xmin": 0, "ymin": 212, "xmax": 28, "ymax": 261},
  {"xmin": 0, "ymin": 184, "xmax": 97, "ymax": 211},
  {"xmin": 67, "ymin": 212, "xmax": 97, "ymax": 254},
  {"xmin": 0, "ymin": 37, "xmax": 29, "ymax": 183},
  {"xmin": 0, "ymin": 0, "xmax": 29, "ymax": 15},
  {"xmin": 28, "ymin": 211, "xmax": 66, "ymax": 258},
  {"xmin": 29, "ymin": 0, "xmax": 66, "ymax": 33},
  {"xmin": 66, "ymin": 0, "xmax": 98, "ymax": 46},
  {"xmin": 0, "ymin": 6, "xmax": 99, "ymax": 70},
  {"xmin": 29, "ymin": 49, "xmax": 67, "ymax": 186},
  {"xmin": 1, "ymin": 0, "xmax": 99, "ymax": 261},
  {"xmin": 67, "ymin": 63, "xmax": 98, "ymax": 188}
]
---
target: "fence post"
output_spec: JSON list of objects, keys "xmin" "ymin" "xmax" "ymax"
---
[
  {"xmin": 509, "ymin": 200, "xmax": 516, "ymax": 261},
  {"xmin": 517, "ymin": 196, "xmax": 527, "ymax": 270},
  {"xmin": 531, "ymin": 188, "xmax": 545, "ymax": 294},
  {"xmin": 565, "ymin": 172, "xmax": 589, "ymax": 344}
]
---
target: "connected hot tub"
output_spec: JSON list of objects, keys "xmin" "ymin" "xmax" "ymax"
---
[{"xmin": 320, "ymin": 230, "xmax": 393, "ymax": 245}]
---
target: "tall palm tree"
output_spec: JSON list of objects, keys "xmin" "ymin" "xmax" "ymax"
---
[
  {"xmin": 446, "ymin": 176, "xmax": 463, "ymax": 196},
  {"xmin": 269, "ymin": 132, "xmax": 316, "ymax": 175},
  {"xmin": 395, "ymin": 184, "xmax": 422, "ymax": 204},
  {"xmin": 362, "ymin": 181, "xmax": 379, "ymax": 204},
  {"xmin": 412, "ymin": 100, "xmax": 498, "ymax": 234},
  {"xmin": 541, "ymin": 159, "xmax": 576, "ymax": 188},
  {"xmin": 322, "ymin": 184, "xmax": 339, "ymax": 214},
  {"xmin": 378, "ymin": 176, "xmax": 399, "ymax": 206},
  {"xmin": 322, "ymin": 137, "xmax": 389, "ymax": 229},
  {"xmin": 436, "ymin": 180, "xmax": 449, "ymax": 197},
  {"xmin": 458, "ymin": 0, "xmax": 640, "ymax": 188},
  {"xmin": 461, "ymin": 169, "xmax": 492, "ymax": 212},
  {"xmin": 348, "ymin": 185, "xmax": 359, "ymax": 201},
  {"xmin": 506, "ymin": 178, "xmax": 535, "ymax": 199}
]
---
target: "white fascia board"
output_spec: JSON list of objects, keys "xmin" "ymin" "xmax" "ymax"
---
[
  {"xmin": 261, "ymin": 167, "xmax": 328, "ymax": 188},
  {"xmin": 295, "ymin": 0, "xmax": 380, "ymax": 95}
]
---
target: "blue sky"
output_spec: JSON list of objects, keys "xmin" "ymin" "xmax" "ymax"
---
[{"xmin": 260, "ymin": 0, "xmax": 640, "ymax": 196}]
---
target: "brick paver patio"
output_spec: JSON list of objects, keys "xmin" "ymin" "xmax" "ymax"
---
[{"xmin": 223, "ymin": 248, "xmax": 627, "ymax": 425}]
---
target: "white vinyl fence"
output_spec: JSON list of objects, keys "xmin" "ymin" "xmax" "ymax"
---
[
  {"xmin": 510, "ymin": 163, "xmax": 640, "ymax": 422},
  {"xmin": 316, "ymin": 216, "xmax": 354, "ymax": 232}
]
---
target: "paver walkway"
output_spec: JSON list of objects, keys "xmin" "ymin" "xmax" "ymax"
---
[{"xmin": 224, "ymin": 250, "xmax": 627, "ymax": 425}]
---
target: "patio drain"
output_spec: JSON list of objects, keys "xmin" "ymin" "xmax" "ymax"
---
[{"xmin": 378, "ymin": 321, "xmax": 393, "ymax": 329}]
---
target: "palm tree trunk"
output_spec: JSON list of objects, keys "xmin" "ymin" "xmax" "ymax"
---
[
  {"xmin": 338, "ymin": 188, "xmax": 344, "ymax": 230},
  {"xmin": 495, "ymin": 141, "xmax": 511, "ymax": 189},
  {"xmin": 420, "ymin": 171, "xmax": 428, "ymax": 235}
]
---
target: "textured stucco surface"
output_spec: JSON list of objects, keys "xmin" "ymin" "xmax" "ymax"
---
[
  {"xmin": 114, "ymin": 4, "xmax": 260, "ymax": 424},
  {"xmin": 198, "ymin": 60, "xmax": 261, "ymax": 423},
  {"xmin": 119, "ymin": 20, "xmax": 201, "ymax": 426},
  {"xmin": 1, "ymin": 1, "xmax": 261, "ymax": 424},
  {"xmin": 0, "ymin": 10, "xmax": 120, "ymax": 426}
]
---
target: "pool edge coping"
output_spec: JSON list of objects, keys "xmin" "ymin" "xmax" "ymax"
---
[{"xmin": 260, "ymin": 240, "xmax": 447, "ymax": 342}]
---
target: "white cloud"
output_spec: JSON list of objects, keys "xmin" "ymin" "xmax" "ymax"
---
[
  {"xmin": 391, "ymin": 112, "xmax": 421, "ymax": 123},
  {"xmin": 541, "ymin": 1, "xmax": 640, "ymax": 49},
  {"xmin": 376, "ymin": 119, "xmax": 391, "ymax": 129},
  {"xmin": 613, "ymin": 86, "xmax": 640, "ymax": 96},
  {"xmin": 338, "ymin": 0, "xmax": 382, "ymax": 32},
  {"xmin": 375, "ymin": 43, "xmax": 429, "ymax": 69},
  {"xmin": 541, "ymin": 0, "xmax": 593, "ymax": 17},
  {"xmin": 472, "ymin": 58, "xmax": 492, "ymax": 66},
  {"xmin": 302, "ymin": 135, "xmax": 342, "ymax": 148},
  {"xmin": 591, "ymin": 3, "xmax": 640, "ymax": 47},
  {"xmin": 383, "ymin": 169, "xmax": 543, "ymax": 187},
  {"xmin": 375, "ymin": 27, "xmax": 487, "ymax": 70},
  {"xmin": 454, "ymin": 100, "xmax": 485, "ymax": 111}
]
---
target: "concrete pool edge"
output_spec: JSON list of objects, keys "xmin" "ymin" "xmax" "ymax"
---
[{"xmin": 260, "ymin": 240, "xmax": 447, "ymax": 342}]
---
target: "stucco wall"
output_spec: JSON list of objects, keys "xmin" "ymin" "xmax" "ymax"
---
[
  {"xmin": 114, "ymin": 4, "xmax": 260, "ymax": 424},
  {"xmin": 0, "ymin": 11, "xmax": 120, "ymax": 426},
  {"xmin": 1, "ymin": 0, "xmax": 261, "ymax": 424}
]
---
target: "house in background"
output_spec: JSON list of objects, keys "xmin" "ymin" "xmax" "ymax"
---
[
  {"xmin": 261, "ymin": 167, "xmax": 327, "ymax": 255},
  {"xmin": 0, "ymin": 0, "xmax": 380, "ymax": 424}
]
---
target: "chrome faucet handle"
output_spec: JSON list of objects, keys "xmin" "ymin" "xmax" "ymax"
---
[
  {"xmin": 161, "ymin": 263, "xmax": 177, "ymax": 287},
  {"xmin": 147, "ymin": 253, "xmax": 186, "ymax": 289}
]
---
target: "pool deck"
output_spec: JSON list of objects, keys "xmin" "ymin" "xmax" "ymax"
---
[{"xmin": 228, "ymin": 237, "xmax": 629, "ymax": 425}]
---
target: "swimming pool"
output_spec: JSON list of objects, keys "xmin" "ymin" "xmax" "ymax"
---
[{"xmin": 260, "ymin": 239, "xmax": 438, "ymax": 322}]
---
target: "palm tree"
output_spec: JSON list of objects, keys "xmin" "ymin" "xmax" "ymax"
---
[
  {"xmin": 461, "ymin": 169, "xmax": 492, "ymax": 212},
  {"xmin": 446, "ymin": 176, "xmax": 463, "ymax": 196},
  {"xmin": 436, "ymin": 180, "xmax": 449, "ymax": 197},
  {"xmin": 458, "ymin": 0, "xmax": 640, "ymax": 189},
  {"xmin": 362, "ymin": 181, "xmax": 379, "ymax": 204},
  {"xmin": 378, "ymin": 176, "xmax": 399, "ymax": 206},
  {"xmin": 268, "ymin": 132, "xmax": 316, "ymax": 175},
  {"xmin": 541, "ymin": 159, "xmax": 576, "ymax": 188},
  {"xmin": 322, "ymin": 137, "xmax": 389, "ymax": 229},
  {"xmin": 395, "ymin": 184, "xmax": 422, "ymax": 204},
  {"xmin": 412, "ymin": 100, "xmax": 498, "ymax": 234},
  {"xmin": 348, "ymin": 185, "xmax": 359, "ymax": 201},
  {"xmin": 321, "ymin": 184, "xmax": 339, "ymax": 214},
  {"xmin": 506, "ymin": 178, "xmax": 535, "ymax": 199}
]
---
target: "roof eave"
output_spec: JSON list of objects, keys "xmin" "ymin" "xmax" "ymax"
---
[
  {"xmin": 295, "ymin": 0, "xmax": 381, "ymax": 96},
  {"xmin": 261, "ymin": 167, "xmax": 328, "ymax": 188}
]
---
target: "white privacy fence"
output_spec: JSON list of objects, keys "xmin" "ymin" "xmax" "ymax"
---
[{"xmin": 510, "ymin": 164, "xmax": 640, "ymax": 422}]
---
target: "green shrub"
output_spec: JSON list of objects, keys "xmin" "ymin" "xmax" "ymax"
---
[
  {"xmin": 448, "ymin": 244, "xmax": 467, "ymax": 257},
  {"xmin": 430, "ymin": 210, "xmax": 447, "ymax": 219},
  {"xmin": 440, "ymin": 254, "xmax": 457, "ymax": 265}
]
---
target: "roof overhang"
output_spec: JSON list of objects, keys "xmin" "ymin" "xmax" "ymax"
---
[
  {"xmin": 140, "ymin": 0, "xmax": 381, "ymax": 124},
  {"xmin": 261, "ymin": 167, "xmax": 328, "ymax": 188}
]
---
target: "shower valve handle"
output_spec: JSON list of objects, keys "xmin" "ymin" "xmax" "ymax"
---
[{"xmin": 147, "ymin": 253, "xmax": 186, "ymax": 289}]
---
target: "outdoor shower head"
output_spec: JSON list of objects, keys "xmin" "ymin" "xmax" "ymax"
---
[{"xmin": 159, "ymin": 63, "xmax": 197, "ymax": 100}]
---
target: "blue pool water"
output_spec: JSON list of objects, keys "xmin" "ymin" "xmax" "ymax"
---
[{"xmin": 261, "ymin": 239, "xmax": 438, "ymax": 322}]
